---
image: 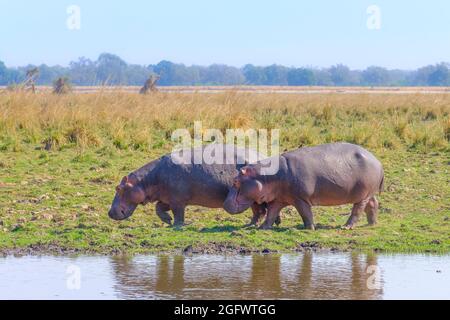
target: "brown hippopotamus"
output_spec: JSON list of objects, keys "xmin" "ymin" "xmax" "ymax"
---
[
  {"xmin": 223, "ymin": 142, "xmax": 384, "ymax": 230},
  {"xmin": 108, "ymin": 144, "xmax": 276, "ymax": 227}
]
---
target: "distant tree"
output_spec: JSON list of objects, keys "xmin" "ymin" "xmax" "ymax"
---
[
  {"xmin": 413, "ymin": 63, "xmax": 450, "ymax": 86},
  {"xmin": 6, "ymin": 69, "xmax": 22, "ymax": 84},
  {"xmin": 36, "ymin": 64, "xmax": 68, "ymax": 85},
  {"xmin": 69, "ymin": 57, "xmax": 97, "ymax": 85},
  {"xmin": 202, "ymin": 64, "xmax": 244, "ymax": 85},
  {"xmin": 386, "ymin": 69, "xmax": 414, "ymax": 86},
  {"xmin": 0, "ymin": 61, "xmax": 7, "ymax": 85},
  {"xmin": 96, "ymin": 53, "xmax": 128, "ymax": 85},
  {"xmin": 329, "ymin": 64, "xmax": 353, "ymax": 86},
  {"xmin": 242, "ymin": 64, "xmax": 267, "ymax": 85},
  {"xmin": 313, "ymin": 68, "xmax": 333, "ymax": 86},
  {"xmin": 287, "ymin": 68, "xmax": 316, "ymax": 86},
  {"xmin": 124, "ymin": 64, "xmax": 151, "ymax": 86},
  {"xmin": 0, "ymin": 53, "xmax": 449, "ymax": 87},
  {"xmin": 362, "ymin": 66, "xmax": 390, "ymax": 86},
  {"xmin": 428, "ymin": 63, "xmax": 449, "ymax": 86},
  {"xmin": 263, "ymin": 64, "xmax": 289, "ymax": 85},
  {"xmin": 187, "ymin": 65, "xmax": 202, "ymax": 85},
  {"xmin": 154, "ymin": 60, "xmax": 183, "ymax": 85},
  {"xmin": 414, "ymin": 65, "xmax": 437, "ymax": 86},
  {"xmin": 0, "ymin": 61, "xmax": 24, "ymax": 86}
]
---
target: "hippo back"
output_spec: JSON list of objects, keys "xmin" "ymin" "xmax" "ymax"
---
[
  {"xmin": 156, "ymin": 144, "xmax": 266, "ymax": 207},
  {"xmin": 282, "ymin": 142, "xmax": 384, "ymax": 205}
]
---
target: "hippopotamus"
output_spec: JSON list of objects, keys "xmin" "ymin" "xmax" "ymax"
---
[
  {"xmin": 223, "ymin": 142, "xmax": 384, "ymax": 230},
  {"xmin": 108, "ymin": 144, "xmax": 276, "ymax": 227}
]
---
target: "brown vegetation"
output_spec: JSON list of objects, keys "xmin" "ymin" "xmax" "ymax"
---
[{"xmin": 0, "ymin": 91, "xmax": 448, "ymax": 153}]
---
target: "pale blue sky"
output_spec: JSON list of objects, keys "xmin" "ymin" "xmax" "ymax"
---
[{"xmin": 0, "ymin": 0, "xmax": 449, "ymax": 69}]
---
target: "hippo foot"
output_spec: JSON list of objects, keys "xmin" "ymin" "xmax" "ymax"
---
[
  {"xmin": 341, "ymin": 224, "xmax": 355, "ymax": 230},
  {"xmin": 172, "ymin": 223, "xmax": 186, "ymax": 229},
  {"xmin": 258, "ymin": 224, "xmax": 273, "ymax": 230},
  {"xmin": 274, "ymin": 216, "xmax": 282, "ymax": 226},
  {"xmin": 304, "ymin": 224, "xmax": 315, "ymax": 231},
  {"xmin": 173, "ymin": 221, "xmax": 193, "ymax": 228},
  {"xmin": 244, "ymin": 223, "xmax": 257, "ymax": 228}
]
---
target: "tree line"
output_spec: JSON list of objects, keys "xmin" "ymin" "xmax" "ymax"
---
[{"xmin": 1, "ymin": 53, "xmax": 449, "ymax": 86}]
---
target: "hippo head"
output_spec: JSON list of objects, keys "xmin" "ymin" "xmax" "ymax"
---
[
  {"xmin": 223, "ymin": 166, "xmax": 265, "ymax": 214},
  {"xmin": 108, "ymin": 174, "xmax": 146, "ymax": 221}
]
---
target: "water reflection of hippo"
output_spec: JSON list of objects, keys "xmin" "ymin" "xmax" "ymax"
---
[{"xmin": 109, "ymin": 253, "xmax": 383, "ymax": 299}]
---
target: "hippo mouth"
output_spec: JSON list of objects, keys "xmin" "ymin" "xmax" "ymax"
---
[
  {"xmin": 108, "ymin": 199, "xmax": 137, "ymax": 221},
  {"xmin": 223, "ymin": 187, "xmax": 254, "ymax": 214},
  {"xmin": 108, "ymin": 210, "xmax": 129, "ymax": 221},
  {"xmin": 108, "ymin": 208, "xmax": 135, "ymax": 221}
]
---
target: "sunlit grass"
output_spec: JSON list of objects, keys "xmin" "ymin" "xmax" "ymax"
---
[{"xmin": 0, "ymin": 91, "xmax": 448, "ymax": 153}]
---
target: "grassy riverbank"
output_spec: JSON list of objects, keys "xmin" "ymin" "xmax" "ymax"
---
[{"xmin": 0, "ymin": 91, "xmax": 449, "ymax": 254}]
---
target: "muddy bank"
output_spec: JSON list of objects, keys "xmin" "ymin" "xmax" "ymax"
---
[{"xmin": 0, "ymin": 241, "xmax": 336, "ymax": 257}]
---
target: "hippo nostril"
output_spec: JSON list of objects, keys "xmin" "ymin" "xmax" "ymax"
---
[{"xmin": 121, "ymin": 210, "xmax": 125, "ymax": 215}]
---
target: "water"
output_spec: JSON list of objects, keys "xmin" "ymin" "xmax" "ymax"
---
[{"xmin": 0, "ymin": 253, "xmax": 449, "ymax": 300}]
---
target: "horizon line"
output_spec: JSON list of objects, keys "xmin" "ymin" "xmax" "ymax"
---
[{"xmin": 2, "ymin": 54, "xmax": 449, "ymax": 72}]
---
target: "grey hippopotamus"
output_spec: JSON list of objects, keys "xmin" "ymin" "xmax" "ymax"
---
[
  {"xmin": 108, "ymin": 144, "xmax": 275, "ymax": 226},
  {"xmin": 223, "ymin": 142, "xmax": 384, "ymax": 230}
]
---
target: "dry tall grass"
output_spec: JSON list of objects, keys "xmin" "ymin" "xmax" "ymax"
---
[{"xmin": 0, "ymin": 91, "xmax": 449, "ymax": 152}]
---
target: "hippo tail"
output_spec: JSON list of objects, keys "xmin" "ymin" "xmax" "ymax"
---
[{"xmin": 378, "ymin": 173, "xmax": 385, "ymax": 193}]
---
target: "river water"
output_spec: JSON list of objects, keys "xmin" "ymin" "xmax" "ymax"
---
[{"xmin": 0, "ymin": 253, "xmax": 448, "ymax": 299}]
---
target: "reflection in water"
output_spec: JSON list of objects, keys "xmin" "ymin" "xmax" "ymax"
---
[
  {"xmin": 110, "ymin": 253, "xmax": 383, "ymax": 300},
  {"xmin": 1, "ymin": 253, "xmax": 448, "ymax": 299}
]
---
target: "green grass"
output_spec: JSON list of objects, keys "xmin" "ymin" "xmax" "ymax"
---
[
  {"xmin": 1, "ymin": 146, "xmax": 449, "ymax": 254},
  {"xmin": 0, "ymin": 91, "xmax": 449, "ymax": 254}
]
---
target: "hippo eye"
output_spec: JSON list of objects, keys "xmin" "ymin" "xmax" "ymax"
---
[{"xmin": 116, "ymin": 185, "xmax": 124, "ymax": 195}]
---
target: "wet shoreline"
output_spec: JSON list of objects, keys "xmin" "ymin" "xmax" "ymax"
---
[{"xmin": 1, "ymin": 242, "xmax": 447, "ymax": 258}]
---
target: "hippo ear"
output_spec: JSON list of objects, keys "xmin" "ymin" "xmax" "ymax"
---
[
  {"xmin": 241, "ymin": 166, "xmax": 257, "ymax": 177},
  {"xmin": 127, "ymin": 174, "xmax": 139, "ymax": 185},
  {"xmin": 121, "ymin": 174, "xmax": 138, "ymax": 186}
]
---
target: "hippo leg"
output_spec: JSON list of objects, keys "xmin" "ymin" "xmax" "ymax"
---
[
  {"xmin": 246, "ymin": 203, "xmax": 267, "ymax": 227},
  {"xmin": 294, "ymin": 199, "xmax": 315, "ymax": 230},
  {"xmin": 274, "ymin": 215, "xmax": 282, "ymax": 226},
  {"xmin": 259, "ymin": 202, "xmax": 286, "ymax": 230},
  {"xmin": 344, "ymin": 198, "xmax": 370, "ymax": 229},
  {"xmin": 155, "ymin": 201, "xmax": 172, "ymax": 225},
  {"xmin": 171, "ymin": 204, "xmax": 186, "ymax": 227},
  {"xmin": 364, "ymin": 196, "xmax": 379, "ymax": 225}
]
